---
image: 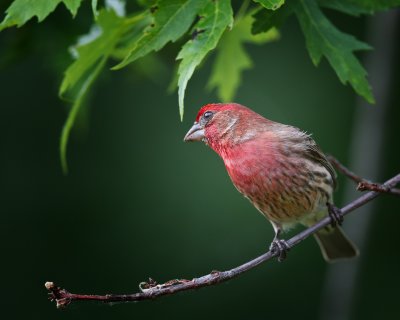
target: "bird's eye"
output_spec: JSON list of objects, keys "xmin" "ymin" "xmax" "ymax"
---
[{"xmin": 203, "ymin": 111, "xmax": 213, "ymax": 120}]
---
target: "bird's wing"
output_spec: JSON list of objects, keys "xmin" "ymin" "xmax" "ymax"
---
[{"xmin": 305, "ymin": 137, "xmax": 337, "ymax": 189}]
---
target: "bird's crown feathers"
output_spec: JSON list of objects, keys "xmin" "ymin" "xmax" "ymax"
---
[{"xmin": 195, "ymin": 103, "xmax": 249, "ymax": 122}]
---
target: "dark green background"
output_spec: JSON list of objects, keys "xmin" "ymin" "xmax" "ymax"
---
[{"xmin": 1, "ymin": 3, "xmax": 399, "ymax": 320}]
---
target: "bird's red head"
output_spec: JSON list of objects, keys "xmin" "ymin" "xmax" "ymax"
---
[{"xmin": 184, "ymin": 103, "xmax": 270, "ymax": 152}]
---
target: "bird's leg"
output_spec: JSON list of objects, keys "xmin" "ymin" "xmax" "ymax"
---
[
  {"xmin": 269, "ymin": 222, "xmax": 290, "ymax": 262},
  {"xmin": 327, "ymin": 202, "xmax": 343, "ymax": 227}
]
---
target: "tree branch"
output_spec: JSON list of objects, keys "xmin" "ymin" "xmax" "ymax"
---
[
  {"xmin": 45, "ymin": 169, "xmax": 400, "ymax": 308},
  {"xmin": 327, "ymin": 155, "xmax": 400, "ymax": 196}
]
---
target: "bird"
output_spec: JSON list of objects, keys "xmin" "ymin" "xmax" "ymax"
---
[{"xmin": 184, "ymin": 103, "xmax": 358, "ymax": 262}]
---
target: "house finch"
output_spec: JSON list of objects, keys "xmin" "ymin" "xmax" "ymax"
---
[{"xmin": 184, "ymin": 103, "xmax": 358, "ymax": 262}]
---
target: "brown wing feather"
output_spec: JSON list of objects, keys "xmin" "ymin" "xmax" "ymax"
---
[{"xmin": 305, "ymin": 137, "xmax": 337, "ymax": 189}]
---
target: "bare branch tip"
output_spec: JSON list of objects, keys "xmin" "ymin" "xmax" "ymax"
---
[
  {"xmin": 44, "ymin": 281, "xmax": 54, "ymax": 290},
  {"xmin": 45, "ymin": 281, "xmax": 72, "ymax": 309}
]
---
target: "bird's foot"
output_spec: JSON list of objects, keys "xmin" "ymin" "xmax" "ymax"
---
[
  {"xmin": 269, "ymin": 239, "xmax": 290, "ymax": 262},
  {"xmin": 327, "ymin": 202, "xmax": 343, "ymax": 227}
]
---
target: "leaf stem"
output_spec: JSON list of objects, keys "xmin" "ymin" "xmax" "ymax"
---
[
  {"xmin": 235, "ymin": 0, "xmax": 251, "ymax": 22},
  {"xmin": 60, "ymin": 57, "xmax": 107, "ymax": 174}
]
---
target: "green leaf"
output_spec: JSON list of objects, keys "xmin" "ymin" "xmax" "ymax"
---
[
  {"xmin": 0, "ymin": 0, "xmax": 83, "ymax": 31},
  {"xmin": 110, "ymin": 13, "xmax": 153, "ymax": 60},
  {"xmin": 60, "ymin": 9, "xmax": 125, "ymax": 97},
  {"xmin": 177, "ymin": 0, "xmax": 233, "ymax": 120},
  {"xmin": 318, "ymin": 0, "xmax": 371, "ymax": 16},
  {"xmin": 63, "ymin": 0, "xmax": 82, "ymax": 16},
  {"xmin": 291, "ymin": 0, "xmax": 374, "ymax": 103},
  {"xmin": 208, "ymin": 14, "xmax": 279, "ymax": 102},
  {"xmin": 113, "ymin": 0, "xmax": 204, "ymax": 69},
  {"xmin": 60, "ymin": 9, "xmax": 127, "ymax": 173},
  {"xmin": 251, "ymin": 4, "xmax": 292, "ymax": 34},
  {"xmin": 253, "ymin": 0, "xmax": 285, "ymax": 11},
  {"xmin": 319, "ymin": 0, "xmax": 400, "ymax": 16}
]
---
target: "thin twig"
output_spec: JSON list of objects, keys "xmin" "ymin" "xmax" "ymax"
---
[
  {"xmin": 357, "ymin": 181, "xmax": 400, "ymax": 195},
  {"xmin": 327, "ymin": 155, "xmax": 364, "ymax": 183},
  {"xmin": 327, "ymin": 155, "xmax": 400, "ymax": 196},
  {"xmin": 45, "ymin": 172, "xmax": 400, "ymax": 308}
]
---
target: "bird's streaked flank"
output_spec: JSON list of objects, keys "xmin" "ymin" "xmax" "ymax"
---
[{"xmin": 184, "ymin": 103, "xmax": 358, "ymax": 262}]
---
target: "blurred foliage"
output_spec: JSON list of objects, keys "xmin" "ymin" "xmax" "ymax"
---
[
  {"xmin": 207, "ymin": 12, "xmax": 279, "ymax": 102},
  {"xmin": 292, "ymin": 0, "xmax": 374, "ymax": 103},
  {"xmin": 0, "ymin": 0, "xmax": 399, "ymax": 171}
]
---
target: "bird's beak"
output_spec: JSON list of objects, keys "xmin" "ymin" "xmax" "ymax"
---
[{"xmin": 184, "ymin": 122, "xmax": 205, "ymax": 142}]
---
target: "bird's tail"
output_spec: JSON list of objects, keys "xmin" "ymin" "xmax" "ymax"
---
[{"xmin": 313, "ymin": 226, "xmax": 359, "ymax": 263}]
